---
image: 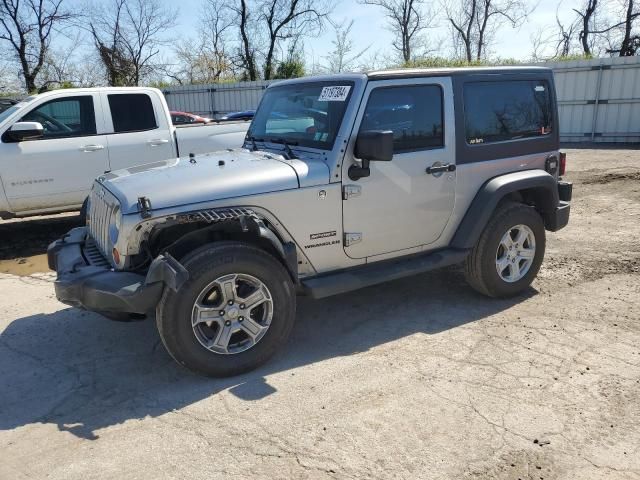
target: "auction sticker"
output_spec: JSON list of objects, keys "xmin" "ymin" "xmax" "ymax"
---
[{"xmin": 319, "ymin": 86, "xmax": 351, "ymax": 102}]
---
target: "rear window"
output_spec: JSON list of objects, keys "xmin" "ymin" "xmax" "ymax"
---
[
  {"xmin": 108, "ymin": 94, "xmax": 157, "ymax": 133},
  {"xmin": 464, "ymin": 80, "xmax": 553, "ymax": 145}
]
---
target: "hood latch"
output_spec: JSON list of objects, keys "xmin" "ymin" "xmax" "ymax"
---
[{"xmin": 138, "ymin": 196, "xmax": 152, "ymax": 218}]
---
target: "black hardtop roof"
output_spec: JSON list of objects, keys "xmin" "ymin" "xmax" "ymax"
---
[{"xmin": 367, "ymin": 66, "xmax": 552, "ymax": 80}]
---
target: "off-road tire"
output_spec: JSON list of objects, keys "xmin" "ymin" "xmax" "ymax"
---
[
  {"xmin": 156, "ymin": 242, "xmax": 296, "ymax": 377},
  {"xmin": 464, "ymin": 201, "xmax": 546, "ymax": 298}
]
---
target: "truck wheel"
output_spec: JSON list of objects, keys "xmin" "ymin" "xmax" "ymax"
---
[
  {"xmin": 464, "ymin": 201, "xmax": 546, "ymax": 298},
  {"xmin": 156, "ymin": 242, "xmax": 296, "ymax": 377}
]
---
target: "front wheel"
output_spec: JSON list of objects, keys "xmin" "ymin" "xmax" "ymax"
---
[
  {"xmin": 464, "ymin": 202, "xmax": 546, "ymax": 297},
  {"xmin": 157, "ymin": 242, "xmax": 296, "ymax": 377}
]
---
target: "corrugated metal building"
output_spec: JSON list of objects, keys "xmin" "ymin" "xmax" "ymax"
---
[{"xmin": 163, "ymin": 56, "xmax": 640, "ymax": 143}]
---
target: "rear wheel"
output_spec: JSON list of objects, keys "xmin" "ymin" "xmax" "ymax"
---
[
  {"xmin": 156, "ymin": 242, "xmax": 296, "ymax": 377},
  {"xmin": 464, "ymin": 202, "xmax": 546, "ymax": 297}
]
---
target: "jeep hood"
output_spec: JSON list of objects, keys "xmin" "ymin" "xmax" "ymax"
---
[{"xmin": 100, "ymin": 149, "xmax": 301, "ymax": 214}]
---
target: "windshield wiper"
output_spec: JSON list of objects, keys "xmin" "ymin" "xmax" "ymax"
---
[
  {"xmin": 270, "ymin": 137, "xmax": 298, "ymax": 160},
  {"xmin": 246, "ymin": 135, "xmax": 264, "ymax": 152}
]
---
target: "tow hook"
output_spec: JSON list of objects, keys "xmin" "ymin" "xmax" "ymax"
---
[{"xmin": 145, "ymin": 253, "xmax": 189, "ymax": 292}]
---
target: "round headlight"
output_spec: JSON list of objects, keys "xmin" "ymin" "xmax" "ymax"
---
[{"xmin": 108, "ymin": 206, "xmax": 121, "ymax": 245}]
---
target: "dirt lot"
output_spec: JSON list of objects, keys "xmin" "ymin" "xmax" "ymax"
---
[{"xmin": 1, "ymin": 148, "xmax": 639, "ymax": 480}]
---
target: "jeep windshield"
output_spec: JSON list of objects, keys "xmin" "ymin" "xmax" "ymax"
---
[{"xmin": 248, "ymin": 81, "xmax": 354, "ymax": 150}]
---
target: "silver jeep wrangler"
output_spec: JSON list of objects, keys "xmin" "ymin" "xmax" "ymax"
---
[{"xmin": 48, "ymin": 67, "xmax": 572, "ymax": 377}]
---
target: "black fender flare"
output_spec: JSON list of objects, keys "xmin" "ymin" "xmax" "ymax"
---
[
  {"xmin": 451, "ymin": 170, "xmax": 559, "ymax": 250},
  {"xmin": 148, "ymin": 208, "xmax": 299, "ymax": 283}
]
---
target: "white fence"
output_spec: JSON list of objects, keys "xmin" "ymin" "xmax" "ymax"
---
[{"xmin": 163, "ymin": 56, "xmax": 640, "ymax": 143}]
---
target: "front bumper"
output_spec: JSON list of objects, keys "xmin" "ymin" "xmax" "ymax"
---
[{"xmin": 47, "ymin": 227, "xmax": 188, "ymax": 315}]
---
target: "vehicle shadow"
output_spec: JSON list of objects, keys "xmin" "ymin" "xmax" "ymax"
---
[{"xmin": 0, "ymin": 267, "xmax": 536, "ymax": 440}]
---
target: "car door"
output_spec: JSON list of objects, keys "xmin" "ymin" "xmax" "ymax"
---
[
  {"xmin": 103, "ymin": 92, "xmax": 174, "ymax": 171},
  {"xmin": 342, "ymin": 77, "xmax": 456, "ymax": 259},
  {"xmin": 0, "ymin": 94, "xmax": 109, "ymax": 213}
]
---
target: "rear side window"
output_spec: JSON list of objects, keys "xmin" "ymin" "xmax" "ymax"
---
[
  {"xmin": 360, "ymin": 85, "xmax": 444, "ymax": 153},
  {"xmin": 464, "ymin": 81, "xmax": 553, "ymax": 145},
  {"xmin": 108, "ymin": 94, "xmax": 157, "ymax": 133},
  {"xmin": 21, "ymin": 96, "xmax": 96, "ymax": 139}
]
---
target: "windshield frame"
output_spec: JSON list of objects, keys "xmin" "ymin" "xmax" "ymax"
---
[
  {"xmin": 0, "ymin": 105, "xmax": 20, "ymax": 124},
  {"xmin": 248, "ymin": 80, "xmax": 355, "ymax": 151},
  {"xmin": 0, "ymin": 96, "xmax": 35, "ymax": 126}
]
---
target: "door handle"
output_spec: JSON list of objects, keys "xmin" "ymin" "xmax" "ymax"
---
[
  {"xmin": 147, "ymin": 139, "xmax": 169, "ymax": 147},
  {"xmin": 426, "ymin": 163, "xmax": 456, "ymax": 175},
  {"xmin": 80, "ymin": 144, "xmax": 105, "ymax": 152}
]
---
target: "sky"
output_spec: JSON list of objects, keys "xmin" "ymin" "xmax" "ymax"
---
[{"xmin": 175, "ymin": 0, "xmax": 581, "ymax": 64}]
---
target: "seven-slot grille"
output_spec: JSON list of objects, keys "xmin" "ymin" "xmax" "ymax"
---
[{"xmin": 87, "ymin": 183, "xmax": 119, "ymax": 261}]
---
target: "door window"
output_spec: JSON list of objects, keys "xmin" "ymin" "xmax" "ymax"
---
[
  {"xmin": 108, "ymin": 94, "xmax": 157, "ymax": 133},
  {"xmin": 360, "ymin": 85, "xmax": 444, "ymax": 153},
  {"xmin": 20, "ymin": 96, "xmax": 96, "ymax": 139}
]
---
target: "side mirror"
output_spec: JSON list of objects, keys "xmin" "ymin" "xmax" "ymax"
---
[
  {"xmin": 355, "ymin": 130, "xmax": 394, "ymax": 162},
  {"xmin": 350, "ymin": 130, "xmax": 394, "ymax": 180},
  {"xmin": 4, "ymin": 122, "xmax": 44, "ymax": 142}
]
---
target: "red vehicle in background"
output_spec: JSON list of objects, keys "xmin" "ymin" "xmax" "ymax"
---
[{"xmin": 170, "ymin": 111, "xmax": 213, "ymax": 125}]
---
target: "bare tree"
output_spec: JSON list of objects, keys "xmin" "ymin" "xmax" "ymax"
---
[
  {"xmin": 90, "ymin": 0, "xmax": 176, "ymax": 86},
  {"xmin": 90, "ymin": 0, "xmax": 137, "ymax": 86},
  {"xmin": 555, "ymin": 13, "xmax": 576, "ymax": 57},
  {"xmin": 260, "ymin": 0, "xmax": 332, "ymax": 80},
  {"xmin": 548, "ymin": 0, "xmax": 640, "ymax": 58},
  {"xmin": 324, "ymin": 20, "xmax": 370, "ymax": 72},
  {"xmin": 617, "ymin": 0, "xmax": 639, "ymax": 55},
  {"xmin": 171, "ymin": 0, "xmax": 236, "ymax": 83},
  {"xmin": 39, "ymin": 34, "xmax": 103, "ymax": 89},
  {"xmin": 230, "ymin": 0, "xmax": 258, "ymax": 80},
  {"xmin": 360, "ymin": 0, "xmax": 432, "ymax": 62},
  {"xmin": 444, "ymin": 0, "xmax": 530, "ymax": 61},
  {"xmin": 0, "ymin": 58, "xmax": 18, "ymax": 92},
  {"xmin": 529, "ymin": 6, "xmax": 580, "ymax": 61},
  {"xmin": 274, "ymin": 34, "xmax": 305, "ymax": 78},
  {"xmin": 226, "ymin": 0, "xmax": 332, "ymax": 81},
  {"xmin": 0, "ymin": 0, "xmax": 74, "ymax": 92},
  {"xmin": 602, "ymin": 0, "xmax": 640, "ymax": 56},
  {"xmin": 574, "ymin": 0, "xmax": 599, "ymax": 55}
]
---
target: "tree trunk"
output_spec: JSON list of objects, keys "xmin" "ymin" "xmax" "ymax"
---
[
  {"xmin": 466, "ymin": 0, "xmax": 477, "ymax": 61},
  {"xmin": 476, "ymin": 0, "xmax": 491, "ymax": 60},
  {"xmin": 580, "ymin": 0, "xmax": 597, "ymax": 56},
  {"xmin": 264, "ymin": 41, "xmax": 276, "ymax": 80},
  {"xmin": 239, "ymin": 0, "xmax": 258, "ymax": 80},
  {"xmin": 619, "ymin": 0, "xmax": 635, "ymax": 56}
]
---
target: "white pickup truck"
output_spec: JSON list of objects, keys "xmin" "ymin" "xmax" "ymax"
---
[{"xmin": 0, "ymin": 87, "xmax": 250, "ymax": 219}]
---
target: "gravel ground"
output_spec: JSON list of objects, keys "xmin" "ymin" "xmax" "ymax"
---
[{"xmin": 0, "ymin": 148, "xmax": 639, "ymax": 480}]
